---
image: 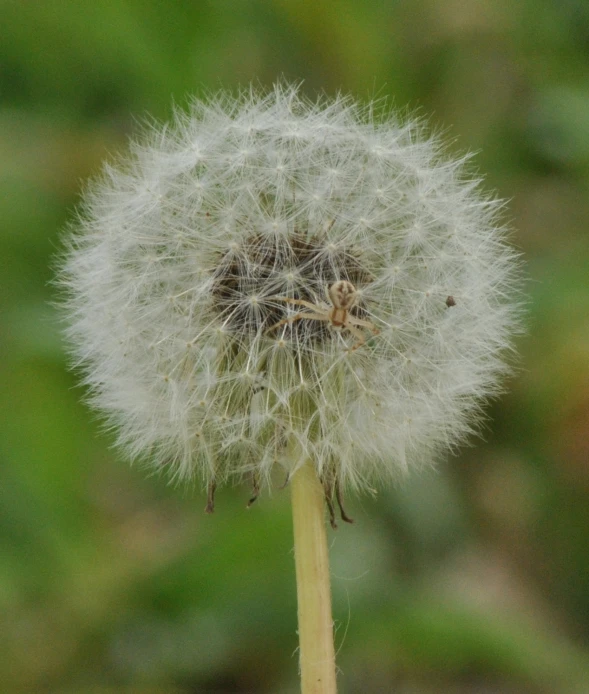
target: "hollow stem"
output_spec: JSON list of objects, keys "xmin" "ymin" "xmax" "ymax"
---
[{"xmin": 291, "ymin": 460, "xmax": 337, "ymax": 693}]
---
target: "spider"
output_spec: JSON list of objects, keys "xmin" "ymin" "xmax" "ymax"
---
[{"xmin": 267, "ymin": 280, "xmax": 379, "ymax": 351}]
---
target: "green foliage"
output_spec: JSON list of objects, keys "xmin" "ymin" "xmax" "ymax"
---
[{"xmin": 1, "ymin": 1, "xmax": 588, "ymax": 691}]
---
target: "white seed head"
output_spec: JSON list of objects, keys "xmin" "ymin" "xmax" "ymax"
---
[{"xmin": 59, "ymin": 84, "xmax": 522, "ymax": 493}]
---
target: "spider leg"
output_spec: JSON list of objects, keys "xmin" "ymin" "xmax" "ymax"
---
[
  {"xmin": 266, "ymin": 312, "xmax": 329, "ymax": 334},
  {"xmin": 274, "ymin": 297, "xmax": 326, "ymax": 311},
  {"xmin": 347, "ymin": 315, "xmax": 380, "ymax": 334},
  {"xmin": 345, "ymin": 323, "xmax": 367, "ymax": 352},
  {"xmin": 266, "ymin": 313, "xmax": 304, "ymax": 333}
]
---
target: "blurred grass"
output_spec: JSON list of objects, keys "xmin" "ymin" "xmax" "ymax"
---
[{"xmin": 1, "ymin": 0, "xmax": 589, "ymax": 692}]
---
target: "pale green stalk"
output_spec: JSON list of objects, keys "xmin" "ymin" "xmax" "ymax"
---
[{"xmin": 291, "ymin": 459, "xmax": 337, "ymax": 693}]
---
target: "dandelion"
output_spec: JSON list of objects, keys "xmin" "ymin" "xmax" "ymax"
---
[{"xmin": 59, "ymin": 84, "xmax": 521, "ymax": 692}]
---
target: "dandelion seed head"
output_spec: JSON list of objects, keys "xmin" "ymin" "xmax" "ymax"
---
[{"xmin": 60, "ymin": 84, "xmax": 522, "ymax": 493}]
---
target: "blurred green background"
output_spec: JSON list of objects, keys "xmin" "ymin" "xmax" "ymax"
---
[{"xmin": 2, "ymin": 1, "xmax": 589, "ymax": 692}]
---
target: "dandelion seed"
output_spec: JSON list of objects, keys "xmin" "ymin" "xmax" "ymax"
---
[{"xmin": 59, "ymin": 84, "xmax": 522, "ymax": 511}]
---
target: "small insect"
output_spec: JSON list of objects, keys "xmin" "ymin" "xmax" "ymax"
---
[
  {"xmin": 445, "ymin": 295, "xmax": 456, "ymax": 308},
  {"xmin": 267, "ymin": 280, "xmax": 380, "ymax": 352}
]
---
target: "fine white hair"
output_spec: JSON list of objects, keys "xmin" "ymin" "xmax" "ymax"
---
[{"xmin": 59, "ymin": 83, "xmax": 522, "ymax": 494}]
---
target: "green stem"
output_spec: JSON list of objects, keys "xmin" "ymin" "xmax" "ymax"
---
[{"xmin": 291, "ymin": 460, "xmax": 337, "ymax": 693}]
